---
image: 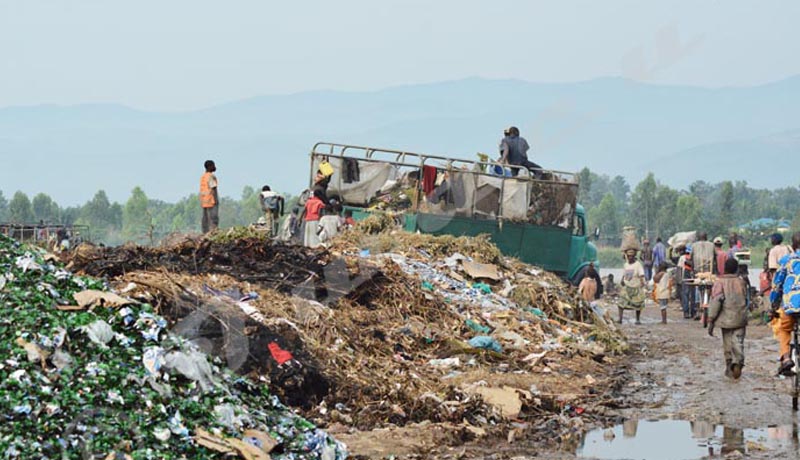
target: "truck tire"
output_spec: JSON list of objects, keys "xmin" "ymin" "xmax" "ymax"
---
[{"xmin": 569, "ymin": 266, "xmax": 587, "ymax": 286}]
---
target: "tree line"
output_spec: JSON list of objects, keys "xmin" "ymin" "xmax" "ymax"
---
[
  {"xmin": 579, "ymin": 168, "xmax": 800, "ymax": 246},
  {"xmin": 0, "ymin": 187, "xmax": 296, "ymax": 246},
  {"xmin": 2, "ymin": 169, "xmax": 798, "ymax": 249}
]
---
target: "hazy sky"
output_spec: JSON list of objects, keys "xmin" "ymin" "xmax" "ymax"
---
[{"xmin": 1, "ymin": 0, "xmax": 798, "ymax": 111}]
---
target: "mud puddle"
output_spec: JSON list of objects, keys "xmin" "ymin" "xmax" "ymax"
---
[{"xmin": 576, "ymin": 419, "xmax": 799, "ymax": 460}]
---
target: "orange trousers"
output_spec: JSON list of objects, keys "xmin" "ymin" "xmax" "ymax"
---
[{"xmin": 775, "ymin": 309, "xmax": 797, "ymax": 357}]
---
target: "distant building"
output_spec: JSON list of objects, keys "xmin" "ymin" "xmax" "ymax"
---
[{"xmin": 737, "ymin": 218, "xmax": 792, "ymax": 236}]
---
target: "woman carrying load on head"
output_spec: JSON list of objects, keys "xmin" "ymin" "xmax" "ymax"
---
[{"xmin": 619, "ymin": 248, "xmax": 647, "ymax": 324}]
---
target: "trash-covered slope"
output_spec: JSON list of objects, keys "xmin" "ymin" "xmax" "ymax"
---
[
  {"xmin": 0, "ymin": 234, "xmax": 346, "ymax": 460},
  {"xmin": 64, "ymin": 225, "xmax": 627, "ymax": 452}
]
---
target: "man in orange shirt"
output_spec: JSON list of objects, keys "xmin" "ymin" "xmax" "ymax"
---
[{"xmin": 200, "ymin": 160, "xmax": 219, "ymax": 233}]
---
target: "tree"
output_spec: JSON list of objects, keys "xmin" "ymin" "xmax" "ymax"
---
[
  {"xmin": 31, "ymin": 193, "xmax": 60, "ymax": 223},
  {"xmin": 675, "ymin": 195, "xmax": 704, "ymax": 231},
  {"xmin": 653, "ymin": 185, "xmax": 679, "ymax": 239},
  {"xmin": 718, "ymin": 181, "xmax": 734, "ymax": 235},
  {"xmin": 628, "ymin": 173, "xmax": 658, "ymax": 239},
  {"xmin": 8, "ymin": 191, "xmax": 34, "ymax": 223},
  {"xmin": 122, "ymin": 187, "xmax": 153, "ymax": 244},
  {"xmin": 578, "ymin": 167, "xmax": 593, "ymax": 206},
  {"xmin": 609, "ymin": 176, "xmax": 630, "ymax": 207},
  {"xmin": 0, "ymin": 190, "xmax": 8, "ymax": 221},
  {"xmin": 240, "ymin": 186, "xmax": 263, "ymax": 225},
  {"xmin": 82, "ymin": 190, "xmax": 113, "ymax": 229},
  {"xmin": 590, "ymin": 193, "xmax": 622, "ymax": 241}
]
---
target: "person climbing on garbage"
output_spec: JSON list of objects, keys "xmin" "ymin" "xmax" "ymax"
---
[
  {"xmin": 653, "ymin": 262, "xmax": 672, "ymax": 324},
  {"xmin": 499, "ymin": 126, "xmax": 543, "ymax": 179},
  {"xmin": 770, "ymin": 232, "xmax": 800, "ymax": 376},
  {"xmin": 578, "ymin": 264, "xmax": 599, "ymax": 304},
  {"xmin": 199, "ymin": 160, "xmax": 219, "ymax": 234},
  {"xmin": 585, "ymin": 262, "xmax": 604, "ymax": 299},
  {"xmin": 259, "ymin": 185, "xmax": 285, "ymax": 238},
  {"xmin": 641, "ymin": 239, "xmax": 654, "ymax": 281},
  {"xmin": 303, "ymin": 189, "xmax": 327, "ymax": 248},
  {"xmin": 619, "ymin": 248, "xmax": 646, "ymax": 324},
  {"xmin": 708, "ymin": 257, "xmax": 749, "ymax": 380}
]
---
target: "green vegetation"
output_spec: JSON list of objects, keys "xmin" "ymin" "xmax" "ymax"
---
[
  {"xmin": 0, "ymin": 187, "xmax": 297, "ymax": 246},
  {"xmin": 597, "ymin": 246, "xmax": 625, "ymax": 269},
  {"xmin": 579, "ymin": 169, "xmax": 800, "ymax": 248}
]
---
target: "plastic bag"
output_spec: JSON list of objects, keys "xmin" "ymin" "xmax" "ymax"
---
[
  {"xmin": 80, "ymin": 320, "xmax": 115, "ymax": 348},
  {"xmin": 164, "ymin": 349, "xmax": 218, "ymax": 392}
]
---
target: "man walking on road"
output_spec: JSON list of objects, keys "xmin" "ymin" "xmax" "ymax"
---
[
  {"xmin": 713, "ymin": 237, "xmax": 728, "ymax": 276},
  {"xmin": 200, "ymin": 160, "xmax": 219, "ymax": 234},
  {"xmin": 708, "ymin": 258, "xmax": 749, "ymax": 379},
  {"xmin": 692, "ymin": 232, "xmax": 716, "ymax": 275},
  {"xmin": 677, "ymin": 246, "xmax": 696, "ymax": 319},
  {"xmin": 770, "ymin": 232, "xmax": 800, "ymax": 376},
  {"xmin": 652, "ymin": 237, "xmax": 667, "ymax": 271}
]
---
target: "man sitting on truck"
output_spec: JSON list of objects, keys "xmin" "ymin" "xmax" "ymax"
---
[{"xmin": 499, "ymin": 126, "xmax": 543, "ymax": 179}]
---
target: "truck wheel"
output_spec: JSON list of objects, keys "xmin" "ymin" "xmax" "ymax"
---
[{"xmin": 569, "ymin": 266, "xmax": 587, "ymax": 286}]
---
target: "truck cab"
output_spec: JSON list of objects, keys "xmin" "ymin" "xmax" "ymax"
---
[{"xmin": 310, "ymin": 142, "xmax": 599, "ymax": 282}]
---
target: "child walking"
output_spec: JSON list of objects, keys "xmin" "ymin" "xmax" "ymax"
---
[
  {"xmin": 652, "ymin": 262, "xmax": 672, "ymax": 324},
  {"xmin": 708, "ymin": 258, "xmax": 749, "ymax": 379}
]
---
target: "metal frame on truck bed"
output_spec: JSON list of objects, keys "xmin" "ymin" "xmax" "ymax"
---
[{"xmin": 309, "ymin": 142, "xmax": 596, "ymax": 281}]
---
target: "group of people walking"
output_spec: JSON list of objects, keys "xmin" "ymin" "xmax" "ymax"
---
[{"xmin": 598, "ymin": 228, "xmax": 800, "ymax": 382}]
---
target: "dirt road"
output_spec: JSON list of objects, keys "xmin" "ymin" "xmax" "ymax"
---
[
  {"xmin": 341, "ymin": 300, "xmax": 800, "ymax": 459},
  {"xmin": 595, "ymin": 300, "xmax": 800, "ymax": 460}
]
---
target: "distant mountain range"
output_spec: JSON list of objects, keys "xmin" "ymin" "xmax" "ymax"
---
[{"xmin": 1, "ymin": 76, "xmax": 799, "ymax": 205}]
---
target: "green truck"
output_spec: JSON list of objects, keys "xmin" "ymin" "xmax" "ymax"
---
[{"xmin": 309, "ymin": 142, "xmax": 598, "ymax": 283}]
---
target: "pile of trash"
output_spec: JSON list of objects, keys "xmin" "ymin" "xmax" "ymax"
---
[
  {"xmin": 0, "ymin": 234, "xmax": 346, "ymax": 459},
  {"xmin": 62, "ymin": 227, "xmax": 627, "ymax": 450},
  {"xmin": 67, "ymin": 237, "xmax": 329, "ymax": 295}
]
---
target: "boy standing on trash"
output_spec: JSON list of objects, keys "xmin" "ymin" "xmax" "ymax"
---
[
  {"xmin": 303, "ymin": 189, "xmax": 327, "ymax": 248},
  {"xmin": 578, "ymin": 265, "xmax": 599, "ymax": 304},
  {"xmin": 708, "ymin": 258, "xmax": 748, "ymax": 379},
  {"xmin": 653, "ymin": 262, "xmax": 672, "ymax": 324},
  {"xmin": 199, "ymin": 160, "xmax": 219, "ymax": 233}
]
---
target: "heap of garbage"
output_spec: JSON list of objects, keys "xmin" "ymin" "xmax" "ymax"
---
[
  {"xmin": 0, "ymin": 234, "xmax": 346, "ymax": 459},
  {"xmin": 63, "ymin": 224, "xmax": 627, "ymax": 449}
]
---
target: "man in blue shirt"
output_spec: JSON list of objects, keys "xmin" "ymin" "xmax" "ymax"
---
[
  {"xmin": 500, "ymin": 126, "xmax": 543, "ymax": 179},
  {"xmin": 653, "ymin": 237, "xmax": 667, "ymax": 269},
  {"xmin": 770, "ymin": 232, "xmax": 800, "ymax": 376}
]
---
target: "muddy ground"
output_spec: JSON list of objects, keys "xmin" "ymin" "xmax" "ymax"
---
[{"xmin": 341, "ymin": 301, "xmax": 800, "ymax": 459}]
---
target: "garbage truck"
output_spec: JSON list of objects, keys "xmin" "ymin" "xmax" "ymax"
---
[{"xmin": 306, "ymin": 142, "xmax": 598, "ymax": 283}]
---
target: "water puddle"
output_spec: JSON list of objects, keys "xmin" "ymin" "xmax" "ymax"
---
[{"xmin": 576, "ymin": 419, "xmax": 799, "ymax": 460}]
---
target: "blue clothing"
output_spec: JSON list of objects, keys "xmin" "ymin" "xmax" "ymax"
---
[
  {"xmin": 653, "ymin": 242, "xmax": 667, "ymax": 268},
  {"xmin": 770, "ymin": 250, "xmax": 800, "ymax": 314}
]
